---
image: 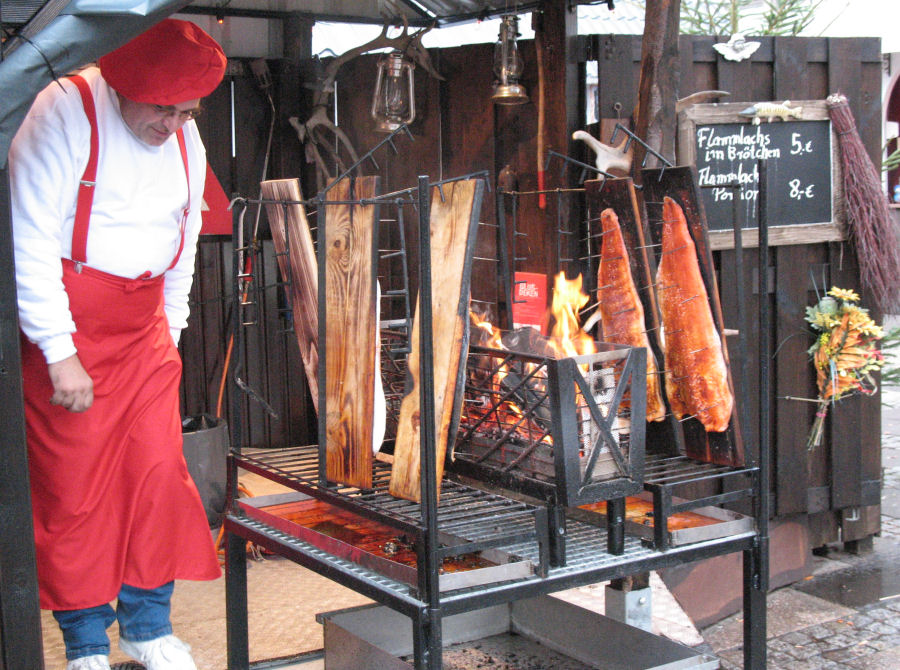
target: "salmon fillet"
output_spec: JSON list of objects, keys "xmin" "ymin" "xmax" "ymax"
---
[
  {"xmin": 598, "ymin": 208, "xmax": 666, "ymax": 422},
  {"xmin": 656, "ymin": 197, "xmax": 733, "ymax": 433}
]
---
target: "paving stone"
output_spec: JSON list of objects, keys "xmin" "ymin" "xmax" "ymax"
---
[
  {"xmin": 822, "ymin": 633, "xmax": 865, "ymax": 649},
  {"xmin": 863, "ymin": 638, "xmax": 890, "ymax": 652},
  {"xmin": 806, "ymin": 623, "xmax": 836, "ymax": 640},
  {"xmin": 768, "ymin": 649, "xmax": 799, "ymax": 666},
  {"xmin": 846, "ymin": 613, "xmax": 875, "ymax": 628},
  {"xmin": 786, "ymin": 642, "xmax": 828, "ymax": 660},
  {"xmin": 872, "ymin": 632, "xmax": 900, "ymax": 647},
  {"xmin": 867, "ymin": 621, "xmax": 899, "ymax": 635},
  {"xmin": 823, "ymin": 643, "xmax": 876, "ymax": 662},
  {"xmin": 844, "ymin": 646, "xmax": 900, "ymax": 669},
  {"xmin": 780, "ymin": 630, "xmax": 814, "ymax": 645},
  {"xmin": 715, "ymin": 648, "xmax": 742, "ymax": 669}
]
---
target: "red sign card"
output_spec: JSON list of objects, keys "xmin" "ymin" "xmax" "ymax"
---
[{"xmin": 511, "ymin": 272, "xmax": 547, "ymax": 334}]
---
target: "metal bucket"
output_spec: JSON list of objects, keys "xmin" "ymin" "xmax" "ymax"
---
[{"xmin": 181, "ymin": 414, "xmax": 229, "ymax": 528}]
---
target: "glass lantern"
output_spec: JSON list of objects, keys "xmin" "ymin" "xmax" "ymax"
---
[
  {"xmin": 371, "ymin": 50, "xmax": 416, "ymax": 132},
  {"xmin": 492, "ymin": 14, "xmax": 528, "ymax": 105}
]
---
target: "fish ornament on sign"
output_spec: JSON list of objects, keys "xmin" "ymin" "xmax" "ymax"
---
[
  {"xmin": 713, "ymin": 33, "xmax": 761, "ymax": 62},
  {"xmin": 739, "ymin": 100, "xmax": 803, "ymax": 125}
]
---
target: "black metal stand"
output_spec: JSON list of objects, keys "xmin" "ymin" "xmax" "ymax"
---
[{"xmin": 222, "ymin": 167, "xmax": 770, "ymax": 669}]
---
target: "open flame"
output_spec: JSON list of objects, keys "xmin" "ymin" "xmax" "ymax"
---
[
  {"xmin": 465, "ymin": 271, "xmax": 599, "ymax": 442},
  {"xmin": 548, "ymin": 272, "xmax": 597, "ymax": 359},
  {"xmin": 460, "ymin": 272, "xmax": 627, "ymax": 481},
  {"xmin": 470, "ymin": 271, "xmax": 597, "ymax": 359}
]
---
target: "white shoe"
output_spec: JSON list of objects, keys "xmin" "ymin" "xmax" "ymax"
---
[
  {"xmin": 66, "ymin": 655, "xmax": 110, "ymax": 670},
  {"xmin": 119, "ymin": 634, "xmax": 197, "ymax": 670}
]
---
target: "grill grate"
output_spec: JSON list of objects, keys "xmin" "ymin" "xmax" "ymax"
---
[
  {"xmin": 644, "ymin": 453, "xmax": 757, "ymax": 487},
  {"xmin": 234, "ymin": 445, "xmax": 546, "ymax": 560}
]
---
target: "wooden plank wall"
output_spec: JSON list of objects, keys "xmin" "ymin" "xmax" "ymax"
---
[
  {"xmin": 182, "ymin": 33, "xmax": 884, "ymax": 546},
  {"xmin": 674, "ymin": 34, "xmax": 882, "ymax": 544}
]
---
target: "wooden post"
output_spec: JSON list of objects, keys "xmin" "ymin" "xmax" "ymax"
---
[
  {"xmin": 494, "ymin": 0, "xmax": 578, "ymax": 287},
  {"xmin": 0, "ymin": 167, "xmax": 45, "ymax": 669},
  {"xmin": 633, "ymin": 0, "xmax": 681, "ymax": 174}
]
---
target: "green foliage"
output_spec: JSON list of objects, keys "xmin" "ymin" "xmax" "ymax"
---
[
  {"xmin": 679, "ymin": 0, "xmax": 752, "ymax": 35},
  {"xmin": 883, "ymin": 326, "xmax": 900, "ymax": 389},
  {"xmin": 883, "ymin": 144, "xmax": 900, "ymax": 172},
  {"xmin": 757, "ymin": 0, "xmax": 826, "ymax": 36},
  {"xmin": 636, "ymin": 0, "xmax": 824, "ymax": 36}
]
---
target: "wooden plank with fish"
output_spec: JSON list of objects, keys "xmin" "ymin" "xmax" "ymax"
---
[
  {"xmin": 584, "ymin": 178, "xmax": 682, "ymax": 455},
  {"xmin": 260, "ymin": 178, "xmax": 319, "ymax": 412},
  {"xmin": 641, "ymin": 166, "xmax": 744, "ymax": 467},
  {"xmin": 323, "ymin": 177, "xmax": 381, "ymax": 489},
  {"xmin": 389, "ymin": 179, "xmax": 484, "ymax": 502}
]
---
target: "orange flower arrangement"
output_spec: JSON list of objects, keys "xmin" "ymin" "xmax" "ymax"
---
[{"xmin": 805, "ymin": 287, "xmax": 884, "ymax": 449}]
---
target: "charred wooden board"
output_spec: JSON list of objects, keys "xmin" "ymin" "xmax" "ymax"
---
[
  {"xmin": 584, "ymin": 177, "xmax": 682, "ymax": 457},
  {"xmin": 641, "ymin": 166, "xmax": 745, "ymax": 467},
  {"xmin": 389, "ymin": 179, "xmax": 485, "ymax": 502},
  {"xmin": 324, "ymin": 177, "xmax": 381, "ymax": 489},
  {"xmin": 260, "ymin": 178, "xmax": 319, "ymax": 412}
]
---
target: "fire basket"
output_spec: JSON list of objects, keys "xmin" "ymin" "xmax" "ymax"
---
[{"xmin": 445, "ymin": 329, "xmax": 646, "ymax": 508}]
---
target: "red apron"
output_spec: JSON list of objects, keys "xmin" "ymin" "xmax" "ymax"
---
[{"xmin": 21, "ymin": 76, "xmax": 220, "ymax": 611}]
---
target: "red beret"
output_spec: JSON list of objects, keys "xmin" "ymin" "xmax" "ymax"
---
[{"xmin": 98, "ymin": 19, "xmax": 226, "ymax": 105}]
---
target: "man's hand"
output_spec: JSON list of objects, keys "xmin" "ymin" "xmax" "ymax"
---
[{"xmin": 47, "ymin": 354, "xmax": 94, "ymax": 412}]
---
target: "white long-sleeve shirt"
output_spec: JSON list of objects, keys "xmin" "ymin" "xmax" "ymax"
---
[{"xmin": 9, "ymin": 67, "xmax": 206, "ymax": 364}]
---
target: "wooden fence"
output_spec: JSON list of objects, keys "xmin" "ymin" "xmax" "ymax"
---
[{"xmin": 182, "ymin": 33, "xmax": 884, "ymax": 546}]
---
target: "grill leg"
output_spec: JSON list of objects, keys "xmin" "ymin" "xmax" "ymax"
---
[
  {"xmin": 651, "ymin": 486, "xmax": 671, "ymax": 550},
  {"xmin": 548, "ymin": 503, "xmax": 567, "ymax": 566},
  {"xmin": 412, "ymin": 607, "xmax": 443, "ymax": 669},
  {"xmin": 606, "ymin": 497, "xmax": 625, "ymax": 555},
  {"xmin": 743, "ymin": 542, "xmax": 768, "ymax": 669},
  {"xmin": 225, "ymin": 523, "xmax": 250, "ymax": 670}
]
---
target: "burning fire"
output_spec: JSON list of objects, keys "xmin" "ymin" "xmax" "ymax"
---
[
  {"xmin": 549, "ymin": 272, "xmax": 598, "ymax": 359},
  {"xmin": 470, "ymin": 271, "xmax": 597, "ymax": 359},
  {"xmin": 462, "ymin": 272, "xmax": 626, "ymax": 473}
]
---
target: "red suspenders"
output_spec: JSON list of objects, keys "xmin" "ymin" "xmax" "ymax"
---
[{"xmin": 68, "ymin": 74, "xmax": 190, "ymax": 272}]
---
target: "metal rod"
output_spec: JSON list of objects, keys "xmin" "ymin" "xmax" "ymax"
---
[
  {"xmin": 745, "ymin": 158, "xmax": 770, "ymax": 670},
  {"xmin": 415, "ymin": 176, "xmax": 441, "ymax": 623},
  {"xmin": 317, "ymin": 195, "xmax": 328, "ymax": 486},
  {"xmin": 545, "ymin": 148, "xmax": 615, "ymax": 180},
  {"xmin": 320, "ymin": 125, "xmax": 414, "ymax": 197},
  {"xmin": 610, "ymin": 122, "xmax": 673, "ymax": 169}
]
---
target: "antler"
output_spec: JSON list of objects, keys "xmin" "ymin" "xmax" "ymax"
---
[
  {"xmin": 292, "ymin": 19, "xmax": 443, "ymax": 188},
  {"xmin": 312, "ymin": 19, "xmax": 443, "ymax": 109}
]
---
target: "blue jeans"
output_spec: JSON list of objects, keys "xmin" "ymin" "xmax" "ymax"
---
[{"xmin": 53, "ymin": 582, "xmax": 174, "ymax": 660}]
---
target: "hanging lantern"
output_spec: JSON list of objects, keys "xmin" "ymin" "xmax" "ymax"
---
[
  {"xmin": 371, "ymin": 50, "xmax": 416, "ymax": 132},
  {"xmin": 492, "ymin": 14, "xmax": 528, "ymax": 105}
]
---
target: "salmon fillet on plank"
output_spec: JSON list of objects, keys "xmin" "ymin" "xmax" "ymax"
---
[
  {"xmin": 656, "ymin": 197, "xmax": 733, "ymax": 432},
  {"xmin": 598, "ymin": 207, "xmax": 666, "ymax": 421}
]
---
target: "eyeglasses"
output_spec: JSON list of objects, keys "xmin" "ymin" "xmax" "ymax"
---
[{"xmin": 151, "ymin": 104, "xmax": 203, "ymax": 121}]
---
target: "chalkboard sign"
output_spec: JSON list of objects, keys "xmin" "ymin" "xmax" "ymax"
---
[{"xmin": 677, "ymin": 100, "xmax": 844, "ymax": 249}]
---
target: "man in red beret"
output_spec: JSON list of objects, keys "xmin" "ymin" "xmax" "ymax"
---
[{"xmin": 9, "ymin": 18, "xmax": 226, "ymax": 670}]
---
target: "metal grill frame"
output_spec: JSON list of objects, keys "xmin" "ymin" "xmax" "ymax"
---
[{"xmin": 447, "ymin": 341, "xmax": 647, "ymax": 507}]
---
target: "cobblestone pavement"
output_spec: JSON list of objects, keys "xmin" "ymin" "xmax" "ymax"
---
[{"xmin": 700, "ymin": 316, "xmax": 900, "ymax": 669}]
